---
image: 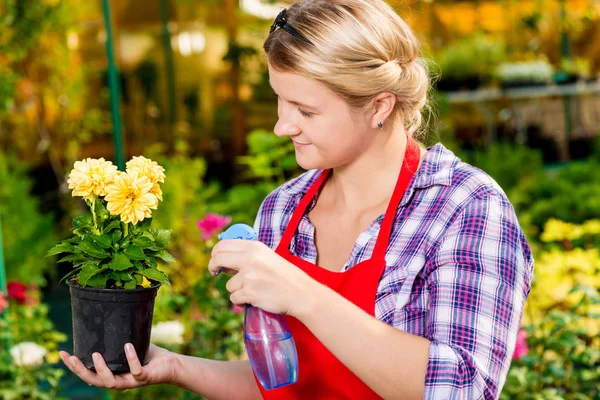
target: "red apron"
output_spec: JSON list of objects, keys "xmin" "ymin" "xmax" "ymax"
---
[{"xmin": 258, "ymin": 139, "xmax": 421, "ymax": 399}]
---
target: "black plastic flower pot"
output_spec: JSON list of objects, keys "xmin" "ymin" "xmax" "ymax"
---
[{"xmin": 67, "ymin": 280, "xmax": 160, "ymax": 374}]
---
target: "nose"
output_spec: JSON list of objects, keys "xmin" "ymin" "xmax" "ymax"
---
[{"xmin": 273, "ymin": 114, "xmax": 301, "ymax": 138}]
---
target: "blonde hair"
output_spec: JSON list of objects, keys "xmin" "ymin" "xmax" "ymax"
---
[{"xmin": 264, "ymin": 0, "xmax": 433, "ymax": 139}]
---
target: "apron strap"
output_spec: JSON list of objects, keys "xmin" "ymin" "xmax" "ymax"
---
[
  {"xmin": 371, "ymin": 139, "xmax": 420, "ymax": 261},
  {"xmin": 279, "ymin": 169, "xmax": 331, "ymax": 250}
]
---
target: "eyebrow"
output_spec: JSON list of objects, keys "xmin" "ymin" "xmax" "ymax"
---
[{"xmin": 270, "ymin": 82, "xmax": 319, "ymax": 112}]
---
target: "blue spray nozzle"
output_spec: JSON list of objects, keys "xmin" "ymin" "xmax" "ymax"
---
[
  {"xmin": 215, "ymin": 224, "xmax": 257, "ymax": 276},
  {"xmin": 217, "ymin": 223, "xmax": 257, "ymax": 241}
]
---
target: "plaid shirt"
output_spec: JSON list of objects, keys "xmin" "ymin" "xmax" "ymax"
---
[{"xmin": 254, "ymin": 143, "xmax": 534, "ymax": 399}]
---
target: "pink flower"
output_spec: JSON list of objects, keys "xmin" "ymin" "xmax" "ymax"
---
[
  {"xmin": 512, "ymin": 329, "xmax": 529, "ymax": 360},
  {"xmin": 0, "ymin": 291, "xmax": 8, "ymax": 314},
  {"xmin": 232, "ymin": 305, "xmax": 245, "ymax": 314},
  {"xmin": 197, "ymin": 213, "xmax": 231, "ymax": 240},
  {"xmin": 7, "ymin": 281, "xmax": 28, "ymax": 305}
]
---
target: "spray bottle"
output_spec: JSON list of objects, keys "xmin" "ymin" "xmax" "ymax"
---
[{"xmin": 217, "ymin": 224, "xmax": 299, "ymax": 390}]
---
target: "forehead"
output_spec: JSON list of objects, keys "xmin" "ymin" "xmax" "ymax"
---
[{"xmin": 268, "ymin": 65, "xmax": 324, "ymax": 93}]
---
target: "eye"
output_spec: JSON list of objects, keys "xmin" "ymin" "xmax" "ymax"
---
[{"xmin": 298, "ymin": 108, "xmax": 313, "ymax": 118}]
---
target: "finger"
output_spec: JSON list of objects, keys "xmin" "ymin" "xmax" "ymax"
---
[
  {"xmin": 92, "ymin": 352, "xmax": 118, "ymax": 389},
  {"xmin": 63, "ymin": 353, "xmax": 104, "ymax": 387},
  {"xmin": 208, "ymin": 252, "xmax": 245, "ymax": 276},
  {"xmin": 124, "ymin": 343, "xmax": 147, "ymax": 382},
  {"xmin": 211, "ymin": 239, "xmax": 255, "ymax": 256},
  {"xmin": 225, "ymin": 272, "xmax": 244, "ymax": 293},
  {"xmin": 230, "ymin": 289, "xmax": 250, "ymax": 306}
]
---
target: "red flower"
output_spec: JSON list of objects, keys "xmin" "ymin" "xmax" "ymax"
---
[
  {"xmin": 0, "ymin": 291, "xmax": 8, "ymax": 314},
  {"xmin": 512, "ymin": 329, "xmax": 529, "ymax": 360},
  {"xmin": 7, "ymin": 281, "xmax": 28, "ymax": 304},
  {"xmin": 196, "ymin": 213, "xmax": 231, "ymax": 240}
]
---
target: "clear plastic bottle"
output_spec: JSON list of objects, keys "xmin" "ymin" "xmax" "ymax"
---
[
  {"xmin": 217, "ymin": 224, "xmax": 299, "ymax": 390},
  {"xmin": 244, "ymin": 305, "xmax": 298, "ymax": 390}
]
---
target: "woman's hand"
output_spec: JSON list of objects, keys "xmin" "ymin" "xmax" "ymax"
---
[
  {"xmin": 59, "ymin": 343, "xmax": 179, "ymax": 391},
  {"xmin": 208, "ymin": 240, "xmax": 318, "ymax": 317}
]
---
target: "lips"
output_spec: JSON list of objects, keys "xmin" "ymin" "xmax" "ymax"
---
[{"xmin": 293, "ymin": 141, "xmax": 311, "ymax": 146}]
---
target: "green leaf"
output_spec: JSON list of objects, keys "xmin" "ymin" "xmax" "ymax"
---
[
  {"xmin": 111, "ymin": 230, "xmax": 122, "ymax": 244},
  {"xmin": 154, "ymin": 249, "xmax": 175, "ymax": 263},
  {"xmin": 133, "ymin": 236, "xmax": 154, "ymax": 249},
  {"xmin": 145, "ymin": 257, "xmax": 158, "ymax": 268},
  {"xmin": 124, "ymin": 279, "xmax": 137, "ymax": 289},
  {"xmin": 92, "ymin": 234, "xmax": 113, "ymax": 249},
  {"xmin": 86, "ymin": 273, "xmax": 110, "ymax": 288},
  {"xmin": 137, "ymin": 218, "xmax": 152, "ymax": 231},
  {"xmin": 104, "ymin": 219, "xmax": 121, "ymax": 233},
  {"xmin": 73, "ymin": 215, "xmax": 92, "ymax": 228},
  {"xmin": 124, "ymin": 245, "xmax": 146, "ymax": 260},
  {"xmin": 47, "ymin": 243, "xmax": 77, "ymax": 256},
  {"xmin": 107, "ymin": 253, "xmax": 132, "ymax": 271},
  {"xmin": 110, "ymin": 271, "xmax": 133, "ymax": 282},
  {"xmin": 58, "ymin": 253, "xmax": 87, "ymax": 265},
  {"xmin": 79, "ymin": 240, "xmax": 110, "ymax": 259},
  {"xmin": 134, "ymin": 274, "xmax": 143, "ymax": 285},
  {"xmin": 59, "ymin": 266, "xmax": 83, "ymax": 285},
  {"xmin": 78, "ymin": 263, "xmax": 105, "ymax": 286},
  {"xmin": 153, "ymin": 229, "xmax": 172, "ymax": 248},
  {"xmin": 141, "ymin": 268, "xmax": 169, "ymax": 283},
  {"xmin": 73, "ymin": 226, "xmax": 95, "ymax": 237},
  {"xmin": 133, "ymin": 261, "xmax": 144, "ymax": 271},
  {"xmin": 94, "ymin": 200, "xmax": 110, "ymax": 220}
]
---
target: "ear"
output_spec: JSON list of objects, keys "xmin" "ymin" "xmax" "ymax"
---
[{"xmin": 370, "ymin": 92, "xmax": 397, "ymax": 129}]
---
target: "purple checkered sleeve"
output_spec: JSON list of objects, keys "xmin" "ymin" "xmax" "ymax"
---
[
  {"xmin": 423, "ymin": 195, "xmax": 532, "ymax": 399},
  {"xmin": 253, "ymin": 143, "xmax": 534, "ymax": 399}
]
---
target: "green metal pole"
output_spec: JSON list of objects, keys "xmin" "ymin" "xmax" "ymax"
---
[
  {"xmin": 102, "ymin": 0, "xmax": 126, "ymax": 170},
  {"xmin": 160, "ymin": 0, "xmax": 177, "ymax": 138},
  {"xmin": 0, "ymin": 215, "xmax": 11, "ymax": 352},
  {"xmin": 0, "ymin": 217, "xmax": 6, "ymax": 297},
  {"xmin": 559, "ymin": 0, "xmax": 572, "ymax": 161}
]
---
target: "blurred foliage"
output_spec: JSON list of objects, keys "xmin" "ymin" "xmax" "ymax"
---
[
  {"xmin": 0, "ymin": 153, "xmax": 57, "ymax": 285},
  {"xmin": 466, "ymin": 141, "xmax": 545, "ymax": 193},
  {"xmin": 0, "ymin": 289, "xmax": 68, "ymax": 400},
  {"xmin": 0, "ymin": 0, "xmax": 110, "ymax": 177},
  {"xmin": 434, "ymin": 34, "xmax": 506, "ymax": 89},
  {"xmin": 502, "ymin": 219, "xmax": 600, "ymax": 399},
  {"xmin": 509, "ymin": 158, "xmax": 600, "ymax": 238},
  {"xmin": 211, "ymin": 129, "xmax": 300, "ymax": 226}
]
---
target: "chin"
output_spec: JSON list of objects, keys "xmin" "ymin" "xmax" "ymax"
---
[{"xmin": 295, "ymin": 154, "xmax": 334, "ymax": 171}]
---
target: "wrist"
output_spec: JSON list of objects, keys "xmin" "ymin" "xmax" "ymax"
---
[
  {"xmin": 291, "ymin": 274, "xmax": 324, "ymax": 321},
  {"xmin": 168, "ymin": 351, "xmax": 185, "ymax": 387}
]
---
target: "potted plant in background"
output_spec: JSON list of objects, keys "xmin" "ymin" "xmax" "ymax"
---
[
  {"xmin": 434, "ymin": 34, "xmax": 506, "ymax": 92},
  {"xmin": 495, "ymin": 58, "xmax": 554, "ymax": 89},
  {"xmin": 47, "ymin": 156, "xmax": 174, "ymax": 374}
]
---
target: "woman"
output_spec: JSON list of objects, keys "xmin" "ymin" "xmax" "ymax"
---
[{"xmin": 60, "ymin": 0, "xmax": 534, "ymax": 398}]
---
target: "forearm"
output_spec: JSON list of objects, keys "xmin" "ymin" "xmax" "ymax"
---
[
  {"xmin": 295, "ymin": 282, "xmax": 430, "ymax": 399},
  {"xmin": 172, "ymin": 355, "xmax": 262, "ymax": 400}
]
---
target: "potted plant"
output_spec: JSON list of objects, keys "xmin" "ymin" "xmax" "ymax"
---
[
  {"xmin": 495, "ymin": 59, "xmax": 554, "ymax": 89},
  {"xmin": 47, "ymin": 156, "xmax": 174, "ymax": 374},
  {"xmin": 553, "ymin": 57, "xmax": 591, "ymax": 85},
  {"xmin": 434, "ymin": 35, "xmax": 506, "ymax": 92}
]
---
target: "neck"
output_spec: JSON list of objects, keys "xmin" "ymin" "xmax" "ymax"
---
[{"xmin": 327, "ymin": 125, "xmax": 420, "ymax": 213}]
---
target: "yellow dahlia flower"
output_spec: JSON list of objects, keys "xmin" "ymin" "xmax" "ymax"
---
[
  {"xmin": 105, "ymin": 172, "xmax": 158, "ymax": 225},
  {"xmin": 126, "ymin": 156, "xmax": 166, "ymax": 184},
  {"xmin": 67, "ymin": 158, "xmax": 118, "ymax": 201},
  {"xmin": 150, "ymin": 183, "xmax": 163, "ymax": 201}
]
